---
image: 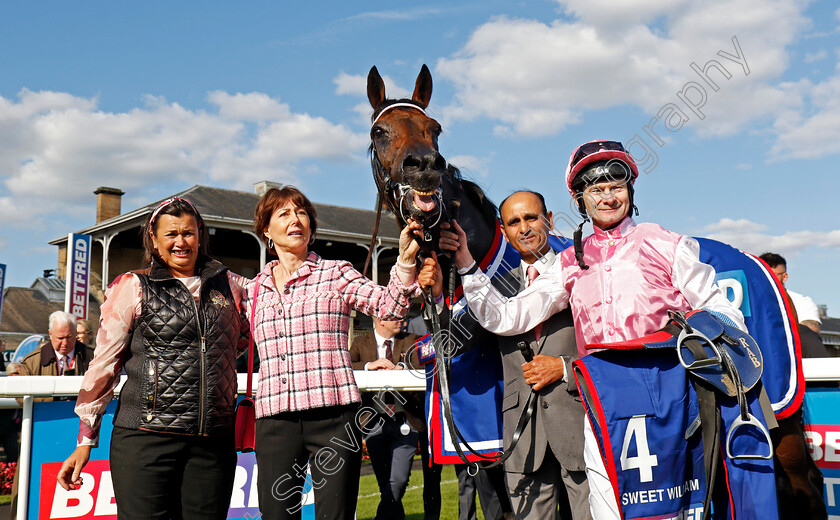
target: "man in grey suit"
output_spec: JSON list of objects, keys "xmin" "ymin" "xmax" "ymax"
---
[{"xmin": 496, "ymin": 191, "xmax": 591, "ymax": 520}]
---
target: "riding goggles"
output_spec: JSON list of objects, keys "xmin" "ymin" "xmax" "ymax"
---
[{"xmin": 570, "ymin": 140, "xmax": 625, "ymax": 170}]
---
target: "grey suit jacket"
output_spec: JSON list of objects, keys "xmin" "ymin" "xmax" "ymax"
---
[{"xmin": 498, "ymin": 265, "xmax": 586, "ymax": 474}]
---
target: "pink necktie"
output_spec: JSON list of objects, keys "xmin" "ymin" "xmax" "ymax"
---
[
  {"xmin": 384, "ymin": 339, "xmax": 393, "ymax": 361},
  {"xmin": 527, "ymin": 266, "xmax": 543, "ymax": 342}
]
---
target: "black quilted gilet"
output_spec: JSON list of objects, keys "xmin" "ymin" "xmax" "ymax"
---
[{"xmin": 114, "ymin": 256, "xmax": 241, "ymax": 436}]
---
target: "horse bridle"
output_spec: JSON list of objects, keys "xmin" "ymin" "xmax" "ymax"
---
[
  {"xmin": 364, "ymin": 102, "xmax": 455, "ymax": 274},
  {"xmin": 366, "ymin": 102, "xmax": 530, "ymax": 472}
]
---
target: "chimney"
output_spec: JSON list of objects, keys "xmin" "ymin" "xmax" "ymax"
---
[
  {"xmin": 94, "ymin": 187, "xmax": 124, "ymax": 223},
  {"xmin": 254, "ymin": 181, "xmax": 283, "ymax": 197}
]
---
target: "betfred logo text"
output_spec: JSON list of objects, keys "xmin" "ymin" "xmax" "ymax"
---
[
  {"xmin": 38, "ymin": 460, "xmax": 116, "ymax": 519},
  {"xmin": 805, "ymin": 425, "xmax": 840, "ymax": 470}
]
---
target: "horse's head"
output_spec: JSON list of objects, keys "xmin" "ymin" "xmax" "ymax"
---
[{"xmin": 367, "ymin": 65, "xmax": 450, "ymax": 229}]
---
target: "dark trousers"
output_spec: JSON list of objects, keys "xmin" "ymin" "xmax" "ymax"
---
[
  {"xmin": 255, "ymin": 404, "xmax": 362, "ymax": 520},
  {"xmin": 455, "ymin": 464, "xmax": 512, "ymax": 520},
  {"xmin": 110, "ymin": 426, "xmax": 236, "ymax": 520},
  {"xmin": 366, "ymin": 417, "xmax": 419, "ymax": 520},
  {"xmin": 419, "ymin": 431, "xmax": 442, "ymax": 520},
  {"xmin": 0, "ymin": 410, "xmax": 19, "ymax": 462}
]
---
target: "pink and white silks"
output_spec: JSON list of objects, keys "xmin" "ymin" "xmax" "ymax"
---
[{"xmin": 460, "ymin": 217, "xmax": 745, "ymax": 519}]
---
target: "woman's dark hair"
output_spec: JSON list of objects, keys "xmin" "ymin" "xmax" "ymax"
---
[
  {"xmin": 254, "ymin": 186, "xmax": 318, "ymax": 256},
  {"xmin": 141, "ymin": 197, "xmax": 210, "ymax": 264}
]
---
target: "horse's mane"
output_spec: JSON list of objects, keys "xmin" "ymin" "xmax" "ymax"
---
[{"xmin": 457, "ymin": 172, "xmax": 499, "ymax": 227}]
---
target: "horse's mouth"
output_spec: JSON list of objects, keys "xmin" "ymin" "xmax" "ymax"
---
[
  {"xmin": 412, "ymin": 189, "xmax": 437, "ymax": 213},
  {"xmin": 398, "ymin": 184, "xmax": 443, "ymax": 228}
]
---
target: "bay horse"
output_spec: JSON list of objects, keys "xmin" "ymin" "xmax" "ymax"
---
[
  {"xmin": 367, "ymin": 64, "xmax": 496, "ymax": 265},
  {"xmin": 365, "ymin": 64, "xmax": 825, "ymax": 518},
  {"xmin": 367, "ymin": 64, "xmax": 525, "ymax": 474}
]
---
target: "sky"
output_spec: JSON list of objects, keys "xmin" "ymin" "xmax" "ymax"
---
[{"xmin": 1, "ymin": 1, "xmax": 839, "ymax": 316}]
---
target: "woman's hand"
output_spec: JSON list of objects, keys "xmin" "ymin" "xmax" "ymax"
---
[
  {"xmin": 439, "ymin": 220, "xmax": 475, "ymax": 270},
  {"xmin": 398, "ymin": 219, "xmax": 424, "ymax": 265},
  {"xmin": 57, "ymin": 445, "xmax": 92, "ymax": 491},
  {"xmin": 418, "ymin": 252, "xmax": 443, "ymax": 297}
]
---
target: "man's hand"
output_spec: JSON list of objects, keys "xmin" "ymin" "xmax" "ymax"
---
[
  {"xmin": 418, "ymin": 252, "xmax": 443, "ymax": 297},
  {"xmin": 57, "ymin": 445, "xmax": 92, "ymax": 491},
  {"xmin": 522, "ymin": 355, "xmax": 565, "ymax": 391},
  {"xmin": 366, "ymin": 358, "xmax": 398, "ymax": 371},
  {"xmin": 439, "ymin": 220, "xmax": 475, "ymax": 270}
]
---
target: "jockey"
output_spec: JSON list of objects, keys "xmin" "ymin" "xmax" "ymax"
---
[{"xmin": 438, "ymin": 139, "xmax": 747, "ymax": 519}]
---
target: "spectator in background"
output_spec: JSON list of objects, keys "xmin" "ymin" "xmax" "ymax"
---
[
  {"xmin": 759, "ymin": 252, "xmax": 822, "ymax": 333},
  {"xmin": 350, "ymin": 316, "xmax": 424, "ymax": 520},
  {"xmin": 75, "ymin": 319, "xmax": 95, "ymax": 349},
  {"xmin": 10, "ymin": 312, "xmax": 96, "ymax": 516},
  {"xmin": 0, "ymin": 340, "xmax": 20, "ymax": 465},
  {"xmin": 18, "ymin": 311, "xmax": 95, "ymax": 387}
]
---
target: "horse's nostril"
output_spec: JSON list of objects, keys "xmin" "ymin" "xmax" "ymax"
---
[
  {"xmin": 403, "ymin": 155, "xmax": 422, "ymax": 173},
  {"xmin": 433, "ymin": 154, "xmax": 446, "ymax": 171}
]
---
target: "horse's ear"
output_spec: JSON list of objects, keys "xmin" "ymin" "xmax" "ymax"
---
[
  {"xmin": 412, "ymin": 64, "xmax": 433, "ymax": 109},
  {"xmin": 367, "ymin": 66, "xmax": 386, "ymax": 110}
]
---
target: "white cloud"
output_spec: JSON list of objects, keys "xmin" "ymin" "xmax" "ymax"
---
[
  {"xmin": 344, "ymin": 6, "xmax": 448, "ymax": 23},
  {"xmin": 769, "ymin": 74, "xmax": 840, "ymax": 160},
  {"xmin": 434, "ymin": 0, "xmax": 828, "ymax": 155},
  {"xmin": 334, "ymin": 73, "xmax": 366, "ymax": 97},
  {"xmin": 207, "ymin": 91, "xmax": 291, "ymax": 121},
  {"xmin": 334, "ymin": 72, "xmax": 411, "ymax": 101},
  {"xmin": 448, "ymin": 154, "xmax": 493, "ymax": 179},
  {"xmin": 805, "ymin": 49, "xmax": 828, "ymax": 63},
  {"xmin": 335, "ymin": 71, "xmax": 417, "ymax": 127},
  {"xmin": 704, "ymin": 218, "xmax": 840, "ymax": 255},
  {"xmin": 0, "ymin": 88, "xmax": 368, "ymax": 229}
]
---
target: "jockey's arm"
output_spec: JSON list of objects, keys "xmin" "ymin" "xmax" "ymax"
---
[
  {"xmin": 461, "ymin": 263, "xmax": 568, "ymax": 336},
  {"xmin": 439, "ymin": 218, "xmax": 569, "ymax": 336}
]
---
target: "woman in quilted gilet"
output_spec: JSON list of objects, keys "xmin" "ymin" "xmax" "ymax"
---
[{"xmin": 57, "ymin": 197, "xmax": 250, "ymax": 520}]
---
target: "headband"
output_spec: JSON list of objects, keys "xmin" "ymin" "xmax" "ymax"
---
[
  {"xmin": 371, "ymin": 102, "xmax": 428, "ymax": 127},
  {"xmin": 150, "ymin": 197, "xmax": 199, "ymax": 226}
]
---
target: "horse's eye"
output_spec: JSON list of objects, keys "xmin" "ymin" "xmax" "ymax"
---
[
  {"xmin": 371, "ymin": 126, "xmax": 386, "ymax": 139},
  {"xmin": 433, "ymin": 124, "xmax": 442, "ymax": 137}
]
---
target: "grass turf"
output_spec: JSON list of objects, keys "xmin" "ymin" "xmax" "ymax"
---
[{"xmin": 356, "ymin": 461, "xmax": 487, "ymax": 520}]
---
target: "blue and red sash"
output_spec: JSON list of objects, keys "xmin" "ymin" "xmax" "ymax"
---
[
  {"xmin": 694, "ymin": 237, "xmax": 804, "ymax": 419},
  {"xmin": 575, "ymin": 347, "xmax": 778, "ymax": 520},
  {"xmin": 420, "ymin": 223, "xmax": 572, "ymax": 463}
]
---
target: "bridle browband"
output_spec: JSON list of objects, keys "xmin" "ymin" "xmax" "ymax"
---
[{"xmin": 371, "ymin": 102, "xmax": 427, "ymax": 125}]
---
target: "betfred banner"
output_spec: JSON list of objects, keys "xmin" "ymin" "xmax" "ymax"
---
[
  {"xmin": 803, "ymin": 387, "xmax": 840, "ymax": 517},
  {"xmin": 27, "ymin": 400, "xmax": 314, "ymax": 519},
  {"xmin": 64, "ymin": 233, "xmax": 91, "ymax": 320},
  {"xmin": 0, "ymin": 262, "xmax": 6, "ymax": 328}
]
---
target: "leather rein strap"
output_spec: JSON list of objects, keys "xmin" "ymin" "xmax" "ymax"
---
[{"xmin": 426, "ymin": 264, "xmax": 540, "ymax": 472}]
